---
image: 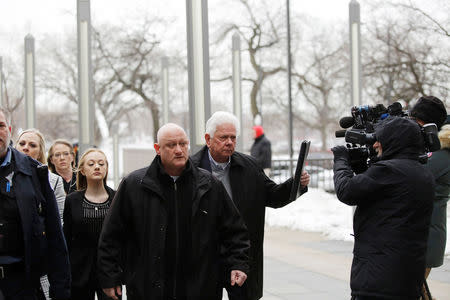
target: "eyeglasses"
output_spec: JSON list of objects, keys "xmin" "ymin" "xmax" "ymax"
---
[{"xmin": 53, "ymin": 152, "xmax": 71, "ymax": 159}]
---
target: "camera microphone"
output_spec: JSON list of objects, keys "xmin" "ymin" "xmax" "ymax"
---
[
  {"xmin": 339, "ymin": 116, "xmax": 355, "ymax": 129},
  {"xmin": 335, "ymin": 130, "xmax": 347, "ymax": 138}
]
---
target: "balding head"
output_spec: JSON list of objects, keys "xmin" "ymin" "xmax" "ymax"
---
[
  {"xmin": 154, "ymin": 123, "xmax": 190, "ymax": 176},
  {"xmin": 157, "ymin": 123, "xmax": 188, "ymax": 143}
]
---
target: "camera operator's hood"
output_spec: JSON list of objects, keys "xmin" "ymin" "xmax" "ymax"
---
[{"xmin": 375, "ymin": 116, "xmax": 424, "ymax": 161}]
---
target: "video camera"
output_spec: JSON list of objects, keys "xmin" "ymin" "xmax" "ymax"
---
[{"xmin": 335, "ymin": 102, "xmax": 440, "ymax": 173}]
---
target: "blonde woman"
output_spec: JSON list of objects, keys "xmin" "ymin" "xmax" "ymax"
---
[
  {"xmin": 63, "ymin": 149, "xmax": 115, "ymax": 300},
  {"xmin": 48, "ymin": 139, "xmax": 77, "ymax": 194},
  {"xmin": 15, "ymin": 129, "xmax": 65, "ymax": 221}
]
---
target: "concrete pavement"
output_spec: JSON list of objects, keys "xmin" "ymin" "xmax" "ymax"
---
[
  {"xmin": 118, "ymin": 226, "xmax": 449, "ymax": 299},
  {"xmin": 255, "ymin": 226, "xmax": 450, "ymax": 300}
]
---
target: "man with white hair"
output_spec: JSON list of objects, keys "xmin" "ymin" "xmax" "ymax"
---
[
  {"xmin": 191, "ymin": 112, "xmax": 310, "ymax": 300},
  {"xmin": 98, "ymin": 123, "xmax": 250, "ymax": 300}
]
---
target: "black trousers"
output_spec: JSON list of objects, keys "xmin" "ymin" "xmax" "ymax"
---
[
  {"xmin": 71, "ymin": 285, "xmax": 111, "ymax": 300},
  {"xmin": 224, "ymin": 282, "xmax": 254, "ymax": 300}
]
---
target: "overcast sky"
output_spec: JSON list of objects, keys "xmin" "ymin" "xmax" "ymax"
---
[{"xmin": 0, "ymin": 0, "xmax": 351, "ymax": 56}]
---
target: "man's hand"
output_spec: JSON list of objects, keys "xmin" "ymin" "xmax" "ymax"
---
[
  {"xmin": 331, "ymin": 146, "xmax": 349, "ymax": 159},
  {"xmin": 300, "ymin": 171, "xmax": 310, "ymax": 187},
  {"xmin": 230, "ymin": 270, "xmax": 247, "ymax": 287},
  {"xmin": 103, "ymin": 286, "xmax": 122, "ymax": 300}
]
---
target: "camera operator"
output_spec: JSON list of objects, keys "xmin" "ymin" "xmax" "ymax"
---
[
  {"xmin": 332, "ymin": 116, "xmax": 434, "ymax": 300},
  {"xmin": 409, "ymin": 96, "xmax": 449, "ymax": 300}
]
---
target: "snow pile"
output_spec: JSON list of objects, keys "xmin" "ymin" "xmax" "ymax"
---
[
  {"xmin": 265, "ymin": 188, "xmax": 450, "ymax": 256},
  {"xmin": 265, "ymin": 188, "xmax": 354, "ymax": 241}
]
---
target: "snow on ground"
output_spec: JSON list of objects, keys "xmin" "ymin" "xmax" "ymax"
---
[
  {"xmin": 265, "ymin": 187, "xmax": 450, "ymax": 256},
  {"xmin": 265, "ymin": 188, "xmax": 354, "ymax": 242}
]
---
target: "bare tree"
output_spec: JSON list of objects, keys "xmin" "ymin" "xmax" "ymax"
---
[
  {"xmin": 1, "ymin": 55, "xmax": 25, "ymax": 137},
  {"xmin": 95, "ymin": 19, "xmax": 165, "ymax": 140},
  {"xmin": 290, "ymin": 28, "xmax": 349, "ymax": 151},
  {"xmin": 38, "ymin": 29, "xmax": 144, "ymax": 144},
  {"xmin": 362, "ymin": 3, "xmax": 450, "ymax": 107},
  {"xmin": 213, "ymin": 0, "xmax": 286, "ymax": 121},
  {"xmin": 390, "ymin": 0, "xmax": 450, "ymax": 38}
]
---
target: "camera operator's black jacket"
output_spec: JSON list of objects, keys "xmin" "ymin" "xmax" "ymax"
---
[{"xmin": 333, "ymin": 117, "xmax": 434, "ymax": 299}]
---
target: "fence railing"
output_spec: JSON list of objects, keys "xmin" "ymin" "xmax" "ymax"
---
[{"xmin": 271, "ymin": 157, "xmax": 335, "ymax": 193}]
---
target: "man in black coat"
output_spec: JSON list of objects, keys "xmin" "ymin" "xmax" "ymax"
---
[
  {"xmin": 250, "ymin": 125, "xmax": 272, "ymax": 176},
  {"xmin": 332, "ymin": 116, "xmax": 434, "ymax": 300},
  {"xmin": 0, "ymin": 108, "xmax": 70, "ymax": 300},
  {"xmin": 191, "ymin": 111, "xmax": 310, "ymax": 300},
  {"xmin": 98, "ymin": 123, "xmax": 250, "ymax": 300}
]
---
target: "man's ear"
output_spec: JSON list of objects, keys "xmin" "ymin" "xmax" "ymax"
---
[
  {"xmin": 154, "ymin": 143, "xmax": 161, "ymax": 155},
  {"xmin": 8, "ymin": 126, "xmax": 11, "ymax": 133},
  {"xmin": 205, "ymin": 134, "xmax": 211, "ymax": 147}
]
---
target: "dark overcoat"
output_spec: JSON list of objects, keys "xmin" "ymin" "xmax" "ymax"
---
[
  {"xmin": 97, "ymin": 157, "xmax": 249, "ymax": 300},
  {"xmin": 333, "ymin": 117, "xmax": 434, "ymax": 299},
  {"xmin": 425, "ymin": 129, "xmax": 450, "ymax": 267},
  {"xmin": 191, "ymin": 147, "xmax": 306, "ymax": 300},
  {"xmin": 11, "ymin": 147, "xmax": 71, "ymax": 299}
]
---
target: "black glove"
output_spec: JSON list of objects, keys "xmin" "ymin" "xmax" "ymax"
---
[{"xmin": 331, "ymin": 145, "xmax": 349, "ymax": 160}]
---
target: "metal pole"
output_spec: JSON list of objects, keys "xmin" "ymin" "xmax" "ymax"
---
[
  {"xmin": 385, "ymin": 29, "xmax": 393, "ymax": 104},
  {"xmin": 113, "ymin": 134, "xmax": 119, "ymax": 189},
  {"xmin": 77, "ymin": 0, "xmax": 94, "ymax": 156},
  {"xmin": 186, "ymin": 0, "xmax": 211, "ymax": 152},
  {"xmin": 0, "ymin": 57, "xmax": 3, "ymax": 107},
  {"xmin": 25, "ymin": 34, "xmax": 36, "ymax": 129},
  {"xmin": 286, "ymin": 0, "xmax": 294, "ymax": 176},
  {"xmin": 161, "ymin": 56, "xmax": 169, "ymax": 125},
  {"xmin": 349, "ymin": 0, "xmax": 362, "ymax": 107},
  {"xmin": 232, "ymin": 33, "xmax": 243, "ymax": 152}
]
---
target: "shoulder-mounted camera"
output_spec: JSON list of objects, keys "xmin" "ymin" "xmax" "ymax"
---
[{"xmin": 335, "ymin": 102, "xmax": 440, "ymax": 173}]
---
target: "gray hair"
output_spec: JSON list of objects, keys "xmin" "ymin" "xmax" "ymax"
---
[
  {"xmin": 205, "ymin": 111, "xmax": 240, "ymax": 136},
  {"xmin": 157, "ymin": 123, "xmax": 188, "ymax": 143}
]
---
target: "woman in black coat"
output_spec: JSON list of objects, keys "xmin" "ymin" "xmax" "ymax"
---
[{"xmin": 63, "ymin": 148, "xmax": 115, "ymax": 300}]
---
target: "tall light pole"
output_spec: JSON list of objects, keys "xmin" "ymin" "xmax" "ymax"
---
[
  {"xmin": 77, "ymin": 0, "xmax": 94, "ymax": 156},
  {"xmin": 286, "ymin": 0, "xmax": 294, "ymax": 175},
  {"xmin": 25, "ymin": 34, "xmax": 36, "ymax": 129},
  {"xmin": 113, "ymin": 134, "xmax": 119, "ymax": 189},
  {"xmin": 186, "ymin": 0, "xmax": 211, "ymax": 152},
  {"xmin": 0, "ymin": 57, "xmax": 3, "ymax": 107},
  {"xmin": 232, "ymin": 33, "xmax": 243, "ymax": 152},
  {"xmin": 349, "ymin": 0, "xmax": 362, "ymax": 107},
  {"xmin": 161, "ymin": 56, "xmax": 169, "ymax": 125}
]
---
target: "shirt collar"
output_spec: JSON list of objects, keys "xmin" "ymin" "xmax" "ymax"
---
[
  {"xmin": 0, "ymin": 148, "xmax": 12, "ymax": 167},
  {"xmin": 207, "ymin": 149, "xmax": 231, "ymax": 170}
]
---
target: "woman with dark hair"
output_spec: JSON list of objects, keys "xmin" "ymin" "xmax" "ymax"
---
[
  {"xmin": 48, "ymin": 139, "xmax": 77, "ymax": 194},
  {"xmin": 63, "ymin": 148, "xmax": 115, "ymax": 300}
]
